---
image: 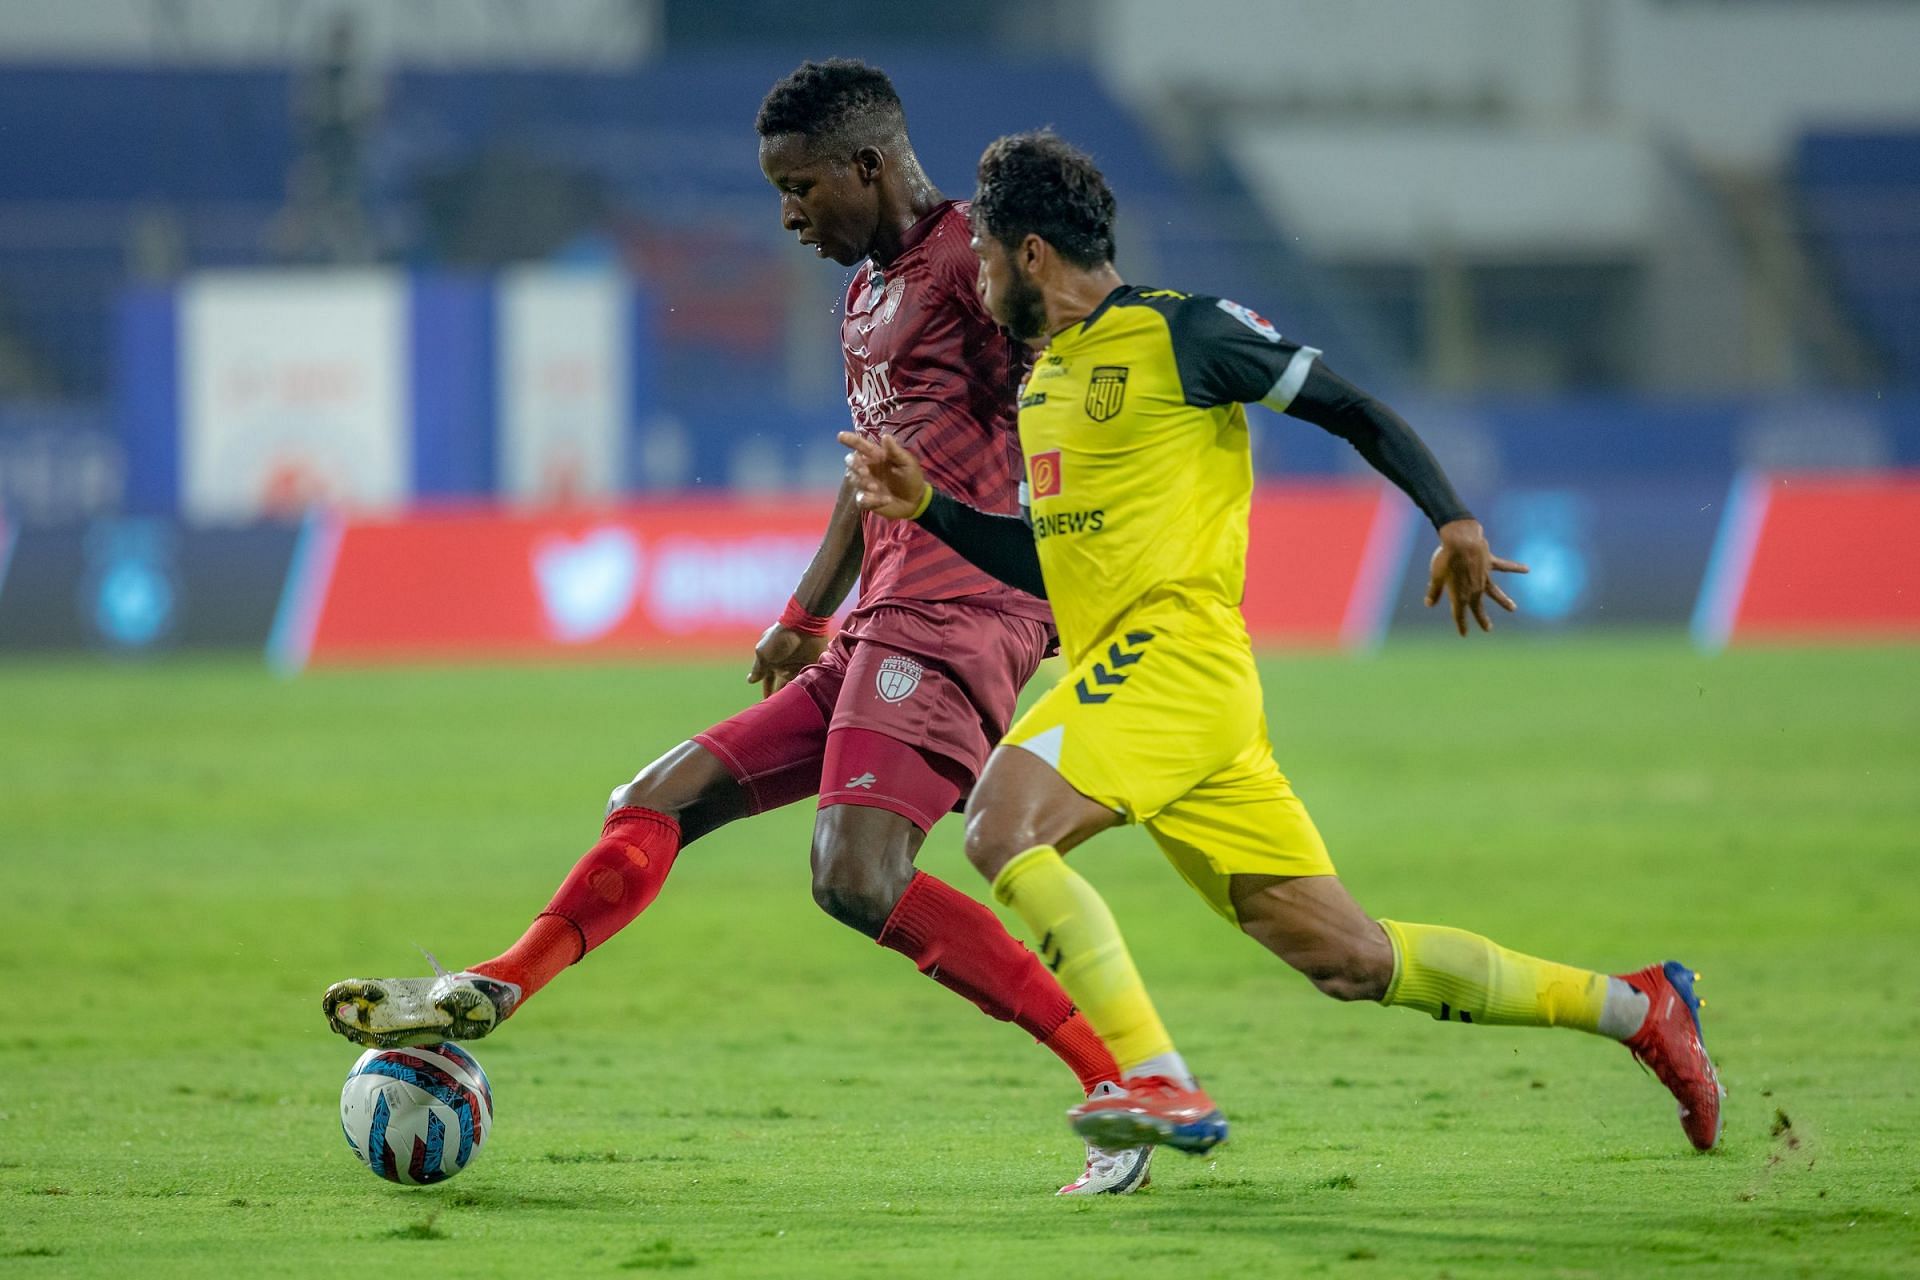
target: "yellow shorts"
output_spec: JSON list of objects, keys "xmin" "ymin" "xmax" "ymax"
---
[{"xmin": 1000, "ymin": 612, "xmax": 1335, "ymax": 923}]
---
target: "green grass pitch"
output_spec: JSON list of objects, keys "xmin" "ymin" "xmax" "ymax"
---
[{"xmin": 2, "ymin": 639, "xmax": 1917, "ymax": 1277}]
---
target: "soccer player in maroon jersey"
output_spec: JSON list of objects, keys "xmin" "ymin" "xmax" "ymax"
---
[{"xmin": 321, "ymin": 60, "xmax": 1151, "ymax": 1195}]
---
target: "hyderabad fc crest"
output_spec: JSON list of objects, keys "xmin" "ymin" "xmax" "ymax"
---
[
  {"xmin": 1084, "ymin": 366, "xmax": 1129, "ymax": 422},
  {"xmin": 875, "ymin": 655, "xmax": 924, "ymax": 703}
]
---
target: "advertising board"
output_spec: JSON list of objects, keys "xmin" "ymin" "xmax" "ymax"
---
[
  {"xmin": 180, "ymin": 271, "xmax": 409, "ymax": 520},
  {"xmin": 279, "ymin": 485, "xmax": 1401, "ymax": 668}
]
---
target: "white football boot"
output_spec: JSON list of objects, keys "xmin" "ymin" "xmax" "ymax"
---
[
  {"xmin": 1057, "ymin": 1082, "xmax": 1155, "ymax": 1195},
  {"xmin": 323, "ymin": 964, "xmax": 522, "ymax": 1049}
]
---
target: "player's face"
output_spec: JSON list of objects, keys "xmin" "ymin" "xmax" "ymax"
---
[
  {"xmin": 971, "ymin": 227, "xmax": 1047, "ymax": 344},
  {"xmin": 759, "ymin": 133, "xmax": 878, "ymax": 267}
]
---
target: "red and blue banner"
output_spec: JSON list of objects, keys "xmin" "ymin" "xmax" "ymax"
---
[{"xmin": 1693, "ymin": 470, "xmax": 1920, "ymax": 648}]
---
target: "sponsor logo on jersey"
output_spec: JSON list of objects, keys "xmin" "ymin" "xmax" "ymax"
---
[
  {"xmin": 1018, "ymin": 390, "xmax": 1048, "ymax": 409},
  {"xmin": 1032, "ymin": 508, "xmax": 1105, "ymax": 538},
  {"xmin": 1217, "ymin": 298, "xmax": 1282, "ymax": 343},
  {"xmin": 1030, "ymin": 450, "xmax": 1063, "ymax": 498},
  {"xmin": 1085, "ymin": 366, "xmax": 1129, "ymax": 422},
  {"xmin": 875, "ymin": 655, "xmax": 923, "ymax": 703},
  {"xmin": 844, "ymin": 772, "xmax": 878, "ymax": 790},
  {"xmin": 1035, "ymin": 354, "xmax": 1069, "ymax": 380},
  {"xmin": 849, "ymin": 358, "xmax": 899, "ymax": 429}
]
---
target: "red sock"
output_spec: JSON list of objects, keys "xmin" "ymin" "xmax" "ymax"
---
[
  {"xmin": 877, "ymin": 871, "xmax": 1121, "ymax": 1095},
  {"xmin": 471, "ymin": 806, "xmax": 681, "ymax": 1006}
]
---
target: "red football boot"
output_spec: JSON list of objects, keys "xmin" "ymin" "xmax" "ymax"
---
[
  {"xmin": 1067, "ymin": 1074, "xmax": 1228, "ymax": 1155},
  {"xmin": 1619, "ymin": 961, "xmax": 1723, "ymax": 1150}
]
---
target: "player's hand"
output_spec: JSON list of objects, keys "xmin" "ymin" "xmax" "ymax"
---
[
  {"xmin": 1425, "ymin": 518, "xmax": 1527, "ymax": 636},
  {"xmin": 746, "ymin": 622, "xmax": 829, "ymax": 700},
  {"xmin": 838, "ymin": 431, "xmax": 927, "ymax": 520}
]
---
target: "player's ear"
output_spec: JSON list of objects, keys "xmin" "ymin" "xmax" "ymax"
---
[
  {"xmin": 1020, "ymin": 233, "xmax": 1048, "ymax": 276},
  {"xmin": 853, "ymin": 145, "xmax": 885, "ymax": 185}
]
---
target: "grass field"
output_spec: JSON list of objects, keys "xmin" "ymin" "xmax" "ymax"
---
[{"xmin": 2, "ymin": 639, "xmax": 1917, "ymax": 1277}]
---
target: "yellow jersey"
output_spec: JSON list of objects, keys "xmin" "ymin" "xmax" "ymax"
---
[{"xmin": 1016, "ymin": 285, "xmax": 1320, "ymax": 665}]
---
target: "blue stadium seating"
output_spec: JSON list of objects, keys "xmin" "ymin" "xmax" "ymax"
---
[
  {"xmin": 1795, "ymin": 129, "xmax": 1920, "ymax": 384},
  {"xmin": 0, "ymin": 54, "xmax": 1366, "ymax": 437}
]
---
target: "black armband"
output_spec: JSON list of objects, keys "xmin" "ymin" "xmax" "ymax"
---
[{"xmin": 915, "ymin": 489, "xmax": 1048, "ymax": 599}]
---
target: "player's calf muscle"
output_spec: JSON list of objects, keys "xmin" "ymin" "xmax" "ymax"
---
[{"xmin": 1230, "ymin": 874, "xmax": 1394, "ymax": 1001}]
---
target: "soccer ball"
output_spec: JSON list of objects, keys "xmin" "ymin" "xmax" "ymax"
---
[{"xmin": 339, "ymin": 1043, "xmax": 494, "ymax": 1185}]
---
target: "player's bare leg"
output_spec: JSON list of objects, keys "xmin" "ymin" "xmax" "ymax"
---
[
  {"xmin": 322, "ymin": 741, "xmax": 748, "ymax": 1049},
  {"xmin": 1227, "ymin": 873, "xmax": 1722, "ymax": 1149},
  {"xmin": 811, "ymin": 796, "xmax": 1152, "ymax": 1193},
  {"xmin": 962, "ymin": 746, "xmax": 1228, "ymax": 1154},
  {"xmin": 808, "ymin": 801, "xmax": 922, "ymax": 938}
]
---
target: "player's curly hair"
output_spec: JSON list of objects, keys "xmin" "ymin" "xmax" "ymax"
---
[
  {"xmin": 756, "ymin": 58, "xmax": 907, "ymax": 149},
  {"xmin": 974, "ymin": 131, "xmax": 1116, "ymax": 268}
]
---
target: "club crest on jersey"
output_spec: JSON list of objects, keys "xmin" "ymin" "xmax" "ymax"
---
[
  {"xmin": 873, "ymin": 275, "xmax": 906, "ymax": 327},
  {"xmin": 875, "ymin": 655, "xmax": 924, "ymax": 703},
  {"xmin": 1084, "ymin": 366, "xmax": 1129, "ymax": 422},
  {"xmin": 1217, "ymin": 298, "xmax": 1282, "ymax": 343},
  {"xmin": 1030, "ymin": 450, "xmax": 1064, "ymax": 499}
]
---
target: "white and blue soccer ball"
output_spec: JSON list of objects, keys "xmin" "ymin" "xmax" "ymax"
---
[{"xmin": 340, "ymin": 1043, "xmax": 494, "ymax": 1185}]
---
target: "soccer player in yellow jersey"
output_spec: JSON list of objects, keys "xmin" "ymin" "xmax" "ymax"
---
[{"xmin": 841, "ymin": 130, "xmax": 1722, "ymax": 1157}]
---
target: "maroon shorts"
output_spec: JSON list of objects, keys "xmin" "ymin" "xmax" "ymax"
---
[{"xmin": 692, "ymin": 600, "xmax": 1050, "ymax": 832}]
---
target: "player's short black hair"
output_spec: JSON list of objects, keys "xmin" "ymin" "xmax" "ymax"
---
[
  {"xmin": 974, "ymin": 131, "xmax": 1116, "ymax": 269},
  {"xmin": 755, "ymin": 58, "xmax": 908, "ymax": 152}
]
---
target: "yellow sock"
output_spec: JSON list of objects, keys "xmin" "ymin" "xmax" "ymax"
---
[
  {"xmin": 1380, "ymin": 919, "xmax": 1608, "ymax": 1033},
  {"xmin": 991, "ymin": 845, "xmax": 1174, "ymax": 1071}
]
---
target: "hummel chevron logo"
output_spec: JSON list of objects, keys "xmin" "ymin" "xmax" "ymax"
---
[
  {"xmin": 1039, "ymin": 930, "xmax": 1064, "ymax": 973},
  {"xmin": 845, "ymin": 772, "xmax": 877, "ymax": 790},
  {"xmin": 1075, "ymin": 630, "xmax": 1157, "ymax": 704}
]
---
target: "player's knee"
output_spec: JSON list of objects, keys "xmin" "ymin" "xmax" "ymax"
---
[
  {"xmin": 960, "ymin": 824, "xmax": 1010, "ymax": 882},
  {"xmin": 607, "ymin": 774, "xmax": 664, "ymax": 817},
  {"xmin": 606, "ymin": 742, "xmax": 708, "ymax": 818},
  {"xmin": 802, "ymin": 821, "xmax": 906, "ymax": 940},
  {"xmin": 960, "ymin": 808, "xmax": 1032, "ymax": 882},
  {"xmin": 809, "ymin": 831, "xmax": 913, "ymax": 937}
]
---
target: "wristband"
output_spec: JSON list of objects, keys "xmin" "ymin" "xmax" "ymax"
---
[
  {"xmin": 907, "ymin": 484, "xmax": 934, "ymax": 520},
  {"xmin": 779, "ymin": 595, "xmax": 833, "ymax": 637}
]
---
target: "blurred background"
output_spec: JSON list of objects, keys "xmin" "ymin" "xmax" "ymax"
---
[{"xmin": 0, "ymin": 0, "xmax": 1915, "ymax": 661}]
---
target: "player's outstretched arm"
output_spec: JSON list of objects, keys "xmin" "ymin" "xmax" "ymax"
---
[
  {"xmin": 1165, "ymin": 294, "xmax": 1522, "ymax": 635},
  {"xmin": 747, "ymin": 473, "xmax": 864, "ymax": 697},
  {"xmin": 838, "ymin": 431, "xmax": 1048, "ymax": 599},
  {"xmin": 1285, "ymin": 362, "xmax": 1527, "ymax": 636}
]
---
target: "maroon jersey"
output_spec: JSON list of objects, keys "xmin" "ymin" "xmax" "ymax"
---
[{"xmin": 839, "ymin": 200, "xmax": 1050, "ymax": 633}]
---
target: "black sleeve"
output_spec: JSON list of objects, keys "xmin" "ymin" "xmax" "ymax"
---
[
  {"xmin": 913, "ymin": 488, "xmax": 1047, "ymax": 599},
  {"xmin": 1161, "ymin": 293, "xmax": 1472, "ymax": 529},
  {"xmin": 1285, "ymin": 360, "xmax": 1474, "ymax": 530},
  {"xmin": 1164, "ymin": 295, "xmax": 1322, "ymax": 410}
]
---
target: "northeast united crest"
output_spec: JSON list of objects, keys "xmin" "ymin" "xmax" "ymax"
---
[
  {"xmin": 875, "ymin": 655, "xmax": 923, "ymax": 703},
  {"xmin": 1084, "ymin": 366, "xmax": 1129, "ymax": 422},
  {"xmin": 867, "ymin": 274, "xmax": 906, "ymax": 328}
]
